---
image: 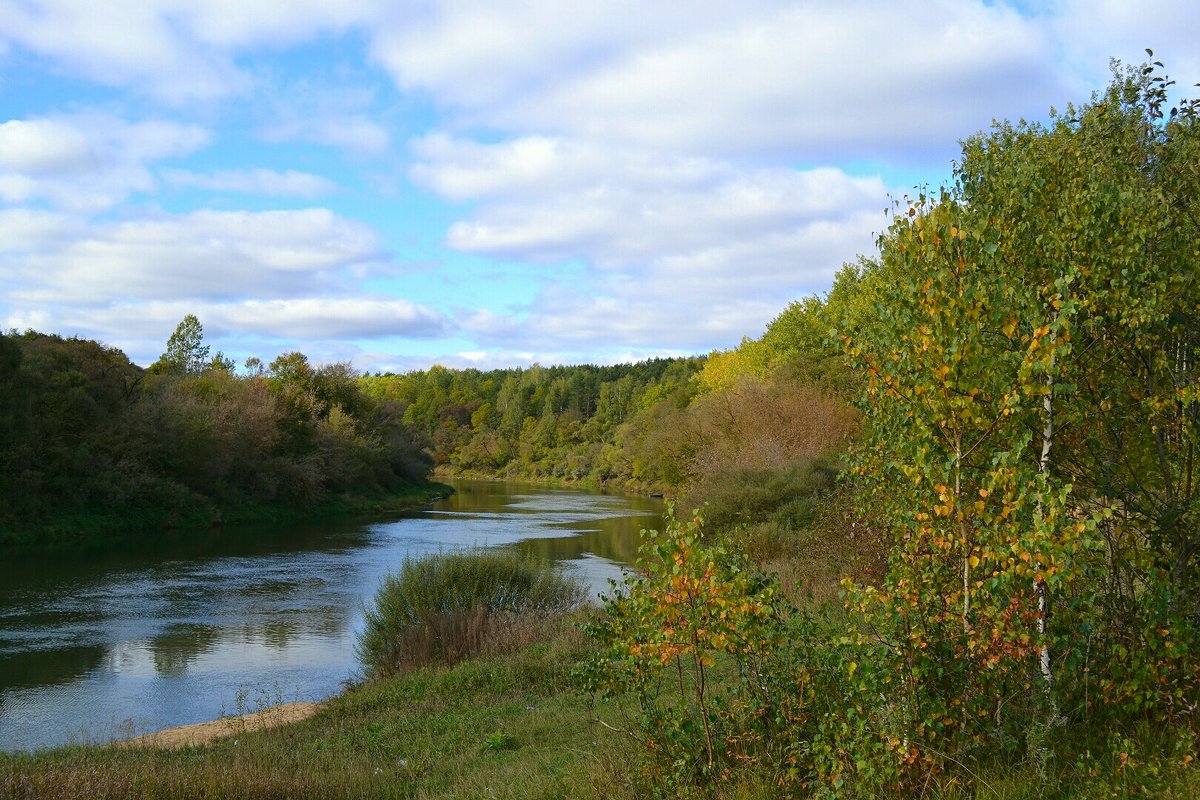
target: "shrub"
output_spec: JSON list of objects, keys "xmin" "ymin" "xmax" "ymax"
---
[
  {"xmin": 685, "ymin": 458, "xmax": 841, "ymax": 547},
  {"xmin": 357, "ymin": 550, "xmax": 585, "ymax": 675},
  {"xmin": 580, "ymin": 507, "xmax": 805, "ymax": 793}
]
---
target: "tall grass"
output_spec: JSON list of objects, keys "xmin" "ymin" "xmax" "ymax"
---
[{"xmin": 357, "ymin": 550, "xmax": 585, "ymax": 675}]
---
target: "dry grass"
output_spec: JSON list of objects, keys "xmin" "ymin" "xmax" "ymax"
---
[{"xmin": 383, "ymin": 608, "xmax": 581, "ymax": 673}]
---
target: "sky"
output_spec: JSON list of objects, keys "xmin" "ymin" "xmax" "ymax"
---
[{"xmin": 1, "ymin": 1, "xmax": 1198, "ymax": 373}]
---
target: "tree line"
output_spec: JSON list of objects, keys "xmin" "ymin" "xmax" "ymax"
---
[{"xmin": 0, "ymin": 317, "xmax": 433, "ymax": 546}]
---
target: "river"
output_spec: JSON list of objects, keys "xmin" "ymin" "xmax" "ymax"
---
[{"xmin": 0, "ymin": 479, "xmax": 663, "ymax": 752}]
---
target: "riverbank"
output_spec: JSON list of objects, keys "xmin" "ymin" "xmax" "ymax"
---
[
  {"xmin": 119, "ymin": 702, "xmax": 324, "ymax": 750},
  {"xmin": 1, "ymin": 614, "xmax": 632, "ymax": 800},
  {"xmin": 433, "ymin": 466, "xmax": 666, "ymax": 498},
  {"xmin": 6, "ymin": 605, "xmax": 1198, "ymax": 799},
  {"xmin": 0, "ymin": 481, "xmax": 454, "ymax": 553}
]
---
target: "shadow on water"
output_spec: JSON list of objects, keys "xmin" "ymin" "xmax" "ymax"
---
[{"xmin": 0, "ymin": 646, "xmax": 108, "ymax": 691}]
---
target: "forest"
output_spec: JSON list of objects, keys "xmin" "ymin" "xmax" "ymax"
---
[
  {"xmin": 0, "ymin": 316, "xmax": 435, "ymax": 546},
  {"xmin": 1, "ymin": 61, "xmax": 1197, "ymax": 797}
]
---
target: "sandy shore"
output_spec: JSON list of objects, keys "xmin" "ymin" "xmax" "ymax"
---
[{"xmin": 117, "ymin": 701, "xmax": 323, "ymax": 749}]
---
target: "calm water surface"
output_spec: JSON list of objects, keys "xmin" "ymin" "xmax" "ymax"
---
[{"xmin": 0, "ymin": 479, "xmax": 663, "ymax": 751}]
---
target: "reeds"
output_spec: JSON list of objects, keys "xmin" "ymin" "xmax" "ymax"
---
[{"xmin": 357, "ymin": 550, "xmax": 585, "ymax": 675}]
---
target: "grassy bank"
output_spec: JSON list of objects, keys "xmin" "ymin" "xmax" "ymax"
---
[
  {"xmin": 0, "ymin": 615, "xmax": 635, "ymax": 800},
  {"xmin": 0, "ymin": 480, "xmax": 454, "ymax": 553}
]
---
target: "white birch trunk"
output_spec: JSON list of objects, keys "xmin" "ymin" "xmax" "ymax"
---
[{"xmin": 1036, "ymin": 343, "xmax": 1059, "ymax": 716}]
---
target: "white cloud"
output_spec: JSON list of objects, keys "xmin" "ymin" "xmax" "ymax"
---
[
  {"xmin": 216, "ymin": 298, "xmax": 447, "ymax": 338},
  {"xmin": 181, "ymin": 0, "xmax": 385, "ymax": 48},
  {"xmin": 0, "ymin": 209, "xmax": 79, "ymax": 250},
  {"xmin": 161, "ymin": 168, "xmax": 337, "ymax": 198},
  {"xmin": 0, "ymin": 0, "xmax": 388, "ymax": 103},
  {"xmin": 409, "ymin": 132, "xmax": 889, "ymax": 355},
  {"xmin": 0, "ymin": 119, "xmax": 96, "ymax": 175},
  {"xmin": 0, "ymin": 1, "xmax": 245, "ymax": 103},
  {"xmin": 1, "ymin": 208, "xmax": 386, "ymax": 306},
  {"xmin": 415, "ymin": 134, "xmax": 885, "ymax": 294},
  {"xmin": 72, "ymin": 297, "xmax": 447, "ymax": 341},
  {"xmin": 459, "ymin": 291, "xmax": 783, "ymax": 355},
  {"xmin": 1050, "ymin": 1, "xmax": 1200, "ymax": 92},
  {"xmin": 0, "ymin": 205, "xmax": 447, "ymax": 364},
  {"xmin": 0, "ymin": 113, "xmax": 208, "ymax": 212},
  {"xmin": 375, "ymin": 0, "xmax": 1062, "ymax": 163}
]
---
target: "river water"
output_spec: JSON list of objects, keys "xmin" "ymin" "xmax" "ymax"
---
[{"xmin": 0, "ymin": 480, "xmax": 663, "ymax": 752}]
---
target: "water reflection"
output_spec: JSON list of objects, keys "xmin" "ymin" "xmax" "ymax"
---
[
  {"xmin": 0, "ymin": 479, "xmax": 662, "ymax": 751},
  {"xmin": 150, "ymin": 624, "xmax": 219, "ymax": 677},
  {"xmin": 0, "ymin": 645, "xmax": 107, "ymax": 690}
]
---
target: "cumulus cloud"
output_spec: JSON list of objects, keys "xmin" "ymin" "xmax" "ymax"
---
[
  {"xmin": 71, "ymin": 297, "xmax": 447, "ymax": 341},
  {"xmin": 376, "ymin": 0, "xmax": 1063, "ymax": 163},
  {"xmin": 0, "ymin": 1, "xmax": 245, "ymax": 103},
  {"xmin": 384, "ymin": 2, "xmax": 1066, "ymax": 355},
  {"xmin": 0, "ymin": 113, "xmax": 209, "ymax": 212},
  {"xmin": 0, "ymin": 0, "xmax": 388, "ymax": 103},
  {"xmin": 458, "ymin": 291, "xmax": 784, "ymax": 355},
  {"xmin": 2, "ymin": 208, "xmax": 386, "ymax": 306},
  {"xmin": 414, "ymin": 135, "xmax": 884, "ymax": 261},
  {"xmin": 0, "ymin": 208, "xmax": 80, "ymax": 253},
  {"xmin": 216, "ymin": 297, "xmax": 447, "ymax": 338},
  {"xmin": 0, "ymin": 205, "xmax": 447, "ymax": 364},
  {"xmin": 414, "ymin": 135, "xmax": 886, "ymax": 349},
  {"xmin": 0, "ymin": 119, "xmax": 96, "ymax": 175},
  {"xmin": 161, "ymin": 168, "xmax": 338, "ymax": 198}
]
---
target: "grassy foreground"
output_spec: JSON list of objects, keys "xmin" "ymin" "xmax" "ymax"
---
[{"xmin": 1, "ymin": 615, "xmax": 638, "ymax": 800}]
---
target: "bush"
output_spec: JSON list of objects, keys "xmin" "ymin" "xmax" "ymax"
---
[
  {"xmin": 580, "ymin": 507, "xmax": 803, "ymax": 793},
  {"xmin": 357, "ymin": 550, "xmax": 585, "ymax": 675},
  {"xmin": 683, "ymin": 458, "xmax": 841, "ymax": 558}
]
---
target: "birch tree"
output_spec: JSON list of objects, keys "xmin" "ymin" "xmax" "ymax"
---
[{"xmin": 838, "ymin": 60, "xmax": 1199, "ymax": 757}]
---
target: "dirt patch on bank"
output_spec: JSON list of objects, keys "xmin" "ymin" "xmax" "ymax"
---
[{"xmin": 118, "ymin": 702, "xmax": 323, "ymax": 749}]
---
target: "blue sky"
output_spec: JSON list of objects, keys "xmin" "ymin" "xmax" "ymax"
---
[{"xmin": 1, "ymin": 1, "xmax": 1197, "ymax": 372}]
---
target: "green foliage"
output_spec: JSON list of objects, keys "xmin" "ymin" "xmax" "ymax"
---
[
  {"xmin": 688, "ymin": 459, "xmax": 839, "ymax": 559},
  {"xmin": 150, "ymin": 314, "xmax": 210, "ymax": 375},
  {"xmin": 358, "ymin": 550, "xmax": 585, "ymax": 676},
  {"xmin": 0, "ymin": 322, "xmax": 436, "ymax": 546},
  {"xmin": 581, "ymin": 507, "xmax": 800, "ymax": 793},
  {"xmin": 829, "ymin": 58, "xmax": 1200, "ymax": 785},
  {"xmin": 359, "ymin": 357, "xmax": 707, "ymax": 487}
]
